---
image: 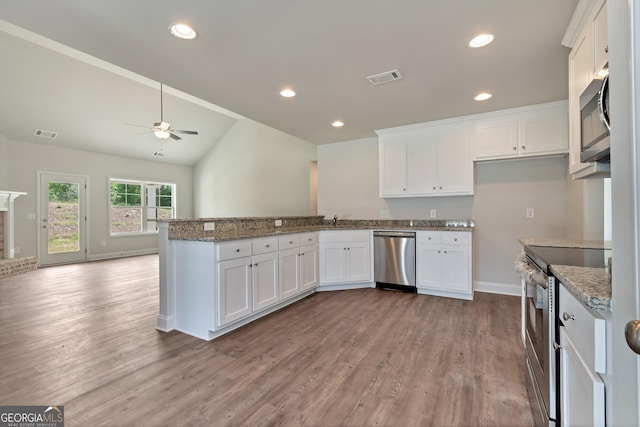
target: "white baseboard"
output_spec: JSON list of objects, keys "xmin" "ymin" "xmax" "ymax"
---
[
  {"xmin": 474, "ymin": 280, "xmax": 521, "ymax": 296},
  {"xmin": 88, "ymin": 248, "xmax": 159, "ymax": 262},
  {"xmin": 316, "ymin": 282, "xmax": 375, "ymax": 292},
  {"xmin": 156, "ymin": 314, "xmax": 175, "ymax": 332}
]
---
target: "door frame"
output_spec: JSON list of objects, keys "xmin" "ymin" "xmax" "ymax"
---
[{"xmin": 37, "ymin": 171, "xmax": 89, "ymax": 266}]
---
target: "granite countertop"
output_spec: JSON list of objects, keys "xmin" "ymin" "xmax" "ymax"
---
[
  {"xmin": 519, "ymin": 237, "xmax": 612, "ymax": 312},
  {"xmin": 168, "ymin": 218, "xmax": 475, "ymax": 242}
]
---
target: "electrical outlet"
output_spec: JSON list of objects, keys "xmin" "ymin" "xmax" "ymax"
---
[
  {"xmin": 275, "ymin": 219, "xmax": 283, "ymax": 227},
  {"xmin": 526, "ymin": 208, "xmax": 535, "ymax": 218},
  {"xmin": 203, "ymin": 222, "xmax": 215, "ymax": 231},
  {"xmin": 430, "ymin": 209, "xmax": 437, "ymax": 218}
]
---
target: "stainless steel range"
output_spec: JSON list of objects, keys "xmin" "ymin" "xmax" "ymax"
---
[{"xmin": 522, "ymin": 245, "xmax": 610, "ymax": 427}]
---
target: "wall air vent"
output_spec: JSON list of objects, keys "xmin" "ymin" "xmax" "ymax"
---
[
  {"xmin": 34, "ymin": 129, "xmax": 58, "ymax": 139},
  {"xmin": 366, "ymin": 69, "xmax": 403, "ymax": 85}
]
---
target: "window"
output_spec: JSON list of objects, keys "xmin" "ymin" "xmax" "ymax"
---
[{"xmin": 109, "ymin": 178, "xmax": 176, "ymax": 235}]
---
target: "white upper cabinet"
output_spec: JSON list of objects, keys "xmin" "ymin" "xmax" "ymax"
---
[
  {"xmin": 565, "ymin": 0, "xmax": 610, "ymax": 179},
  {"xmin": 473, "ymin": 101, "xmax": 568, "ymax": 161},
  {"xmin": 378, "ymin": 123, "xmax": 473, "ymax": 198}
]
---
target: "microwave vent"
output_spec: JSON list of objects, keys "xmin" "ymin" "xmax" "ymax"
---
[{"xmin": 366, "ymin": 69, "xmax": 403, "ymax": 85}]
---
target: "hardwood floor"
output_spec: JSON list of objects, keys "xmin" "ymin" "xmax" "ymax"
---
[{"xmin": 0, "ymin": 255, "xmax": 533, "ymax": 426}]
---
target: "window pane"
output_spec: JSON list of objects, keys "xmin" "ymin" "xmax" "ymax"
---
[{"xmin": 111, "ymin": 207, "xmax": 143, "ymax": 233}]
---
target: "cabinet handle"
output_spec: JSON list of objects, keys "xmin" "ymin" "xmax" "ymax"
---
[
  {"xmin": 289, "ymin": 241, "xmax": 294, "ymax": 244},
  {"xmin": 437, "ymin": 250, "xmax": 441, "ymax": 253},
  {"xmin": 266, "ymin": 244, "xmax": 270, "ymax": 248},
  {"xmin": 254, "ymin": 262, "xmax": 258, "ymax": 266},
  {"xmin": 444, "ymin": 251, "xmax": 447, "ymax": 254},
  {"xmin": 403, "ymin": 188, "xmax": 406, "ymax": 192},
  {"xmin": 249, "ymin": 263, "xmax": 253, "ymax": 267},
  {"xmin": 513, "ymin": 146, "xmax": 517, "ymax": 151},
  {"xmin": 454, "ymin": 238, "xmax": 458, "ymax": 241},
  {"xmin": 428, "ymin": 237, "xmax": 431, "ymax": 240},
  {"xmin": 521, "ymin": 145, "xmax": 526, "ymax": 150},
  {"xmin": 562, "ymin": 312, "xmax": 575, "ymax": 321},
  {"xmin": 433, "ymin": 186, "xmax": 436, "ymax": 190},
  {"xmin": 236, "ymin": 249, "xmax": 240, "ymax": 252},
  {"xmin": 301, "ymin": 252, "xmax": 305, "ymax": 256},
  {"xmin": 605, "ymin": 46, "xmax": 608, "ymax": 53}
]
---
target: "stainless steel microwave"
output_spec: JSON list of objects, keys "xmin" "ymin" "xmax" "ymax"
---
[{"xmin": 580, "ymin": 75, "xmax": 610, "ymax": 163}]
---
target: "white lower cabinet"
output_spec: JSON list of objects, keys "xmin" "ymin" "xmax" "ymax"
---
[
  {"xmin": 251, "ymin": 252, "xmax": 279, "ymax": 311},
  {"xmin": 416, "ymin": 231, "xmax": 472, "ymax": 299},
  {"xmin": 319, "ymin": 230, "xmax": 372, "ymax": 285},
  {"xmin": 558, "ymin": 284, "xmax": 606, "ymax": 427},
  {"xmin": 279, "ymin": 233, "xmax": 319, "ymax": 300},
  {"xmin": 217, "ymin": 256, "xmax": 253, "ymax": 327}
]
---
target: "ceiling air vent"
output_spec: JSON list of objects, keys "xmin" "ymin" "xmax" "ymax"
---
[
  {"xmin": 34, "ymin": 129, "xmax": 58, "ymax": 139},
  {"xmin": 366, "ymin": 69, "xmax": 403, "ymax": 85}
]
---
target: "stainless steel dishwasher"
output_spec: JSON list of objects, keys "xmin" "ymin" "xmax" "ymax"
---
[{"xmin": 373, "ymin": 231, "xmax": 416, "ymax": 292}]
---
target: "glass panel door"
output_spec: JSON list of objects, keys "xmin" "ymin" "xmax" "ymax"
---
[{"xmin": 39, "ymin": 172, "xmax": 87, "ymax": 265}]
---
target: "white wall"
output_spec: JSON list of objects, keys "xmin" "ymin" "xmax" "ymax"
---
[
  {"xmin": 3, "ymin": 136, "xmax": 193, "ymax": 259},
  {"xmin": 194, "ymin": 118, "xmax": 317, "ymax": 217},
  {"xmin": 0, "ymin": 135, "xmax": 9, "ymax": 189},
  {"xmin": 317, "ymin": 137, "xmax": 569, "ymax": 287}
]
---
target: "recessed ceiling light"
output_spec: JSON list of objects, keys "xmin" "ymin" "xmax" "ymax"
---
[
  {"xmin": 280, "ymin": 88, "xmax": 296, "ymax": 98},
  {"xmin": 169, "ymin": 23, "xmax": 197, "ymax": 40},
  {"xmin": 469, "ymin": 33, "xmax": 494, "ymax": 48},
  {"xmin": 474, "ymin": 92, "xmax": 492, "ymax": 101},
  {"xmin": 332, "ymin": 121, "xmax": 344, "ymax": 128}
]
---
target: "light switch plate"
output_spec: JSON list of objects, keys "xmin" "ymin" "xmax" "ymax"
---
[
  {"xmin": 430, "ymin": 209, "xmax": 437, "ymax": 218},
  {"xmin": 526, "ymin": 208, "xmax": 535, "ymax": 218}
]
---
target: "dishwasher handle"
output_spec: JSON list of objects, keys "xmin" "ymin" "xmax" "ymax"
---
[{"xmin": 373, "ymin": 231, "xmax": 416, "ymax": 238}]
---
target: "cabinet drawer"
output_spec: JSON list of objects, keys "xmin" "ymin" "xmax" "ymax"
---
[
  {"xmin": 299, "ymin": 232, "xmax": 318, "ymax": 246},
  {"xmin": 559, "ymin": 285, "xmax": 606, "ymax": 373},
  {"xmin": 216, "ymin": 240, "xmax": 252, "ymax": 261},
  {"xmin": 442, "ymin": 232, "xmax": 470, "ymax": 245},
  {"xmin": 252, "ymin": 237, "xmax": 278, "ymax": 255},
  {"xmin": 279, "ymin": 235, "xmax": 300, "ymax": 250},
  {"xmin": 417, "ymin": 231, "xmax": 441, "ymax": 244}
]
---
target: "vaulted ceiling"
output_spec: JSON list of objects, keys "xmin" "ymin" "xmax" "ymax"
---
[{"xmin": 0, "ymin": 0, "xmax": 578, "ymax": 165}]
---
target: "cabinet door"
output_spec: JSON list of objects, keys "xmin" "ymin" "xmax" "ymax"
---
[
  {"xmin": 319, "ymin": 243, "xmax": 348, "ymax": 283},
  {"xmin": 346, "ymin": 242, "xmax": 372, "ymax": 282},
  {"xmin": 593, "ymin": 1, "xmax": 608, "ymax": 74},
  {"xmin": 560, "ymin": 330, "xmax": 606, "ymax": 427},
  {"xmin": 299, "ymin": 244, "xmax": 319, "ymax": 291},
  {"xmin": 441, "ymin": 245, "xmax": 471, "ymax": 293},
  {"xmin": 519, "ymin": 112, "xmax": 568, "ymax": 156},
  {"xmin": 475, "ymin": 119, "xmax": 519, "ymax": 159},
  {"xmin": 406, "ymin": 132, "xmax": 437, "ymax": 195},
  {"xmin": 279, "ymin": 248, "xmax": 300, "ymax": 299},
  {"xmin": 416, "ymin": 244, "xmax": 442, "ymax": 289},
  {"xmin": 436, "ymin": 126, "xmax": 473, "ymax": 194},
  {"xmin": 217, "ymin": 257, "xmax": 252, "ymax": 327},
  {"xmin": 252, "ymin": 252, "xmax": 279, "ymax": 311},
  {"xmin": 379, "ymin": 135, "xmax": 407, "ymax": 196}
]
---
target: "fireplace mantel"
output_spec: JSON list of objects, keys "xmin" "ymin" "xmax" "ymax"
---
[{"xmin": 0, "ymin": 190, "xmax": 27, "ymax": 259}]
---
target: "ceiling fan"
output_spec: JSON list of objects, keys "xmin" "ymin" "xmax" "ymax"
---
[{"xmin": 126, "ymin": 83, "xmax": 198, "ymax": 140}]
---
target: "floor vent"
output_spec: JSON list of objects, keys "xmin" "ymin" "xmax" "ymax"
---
[
  {"xmin": 34, "ymin": 129, "xmax": 58, "ymax": 139},
  {"xmin": 366, "ymin": 69, "xmax": 403, "ymax": 85}
]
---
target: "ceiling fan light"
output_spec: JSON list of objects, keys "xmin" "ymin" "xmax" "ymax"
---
[{"xmin": 154, "ymin": 129, "xmax": 171, "ymax": 139}]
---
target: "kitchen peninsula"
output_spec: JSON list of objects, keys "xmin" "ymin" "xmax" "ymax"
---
[{"xmin": 157, "ymin": 215, "xmax": 474, "ymax": 340}]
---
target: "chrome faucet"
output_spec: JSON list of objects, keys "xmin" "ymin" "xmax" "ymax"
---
[{"xmin": 333, "ymin": 215, "xmax": 338, "ymax": 225}]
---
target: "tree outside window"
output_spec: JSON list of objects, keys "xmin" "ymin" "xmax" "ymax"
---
[{"xmin": 109, "ymin": 179, "xmax": 175, "ymax": 235}]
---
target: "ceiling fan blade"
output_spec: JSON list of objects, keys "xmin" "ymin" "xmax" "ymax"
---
[
  {"xmin": 172, "ymin": 130, "xmax": 199, "ymax": 135},
  {"xmin": 169, "ymin": 132, "xmax": 182, "ymax": 140},
  {"xmin": 124, "ymin": 123, "xmax": 153, "ymax": 130}
]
